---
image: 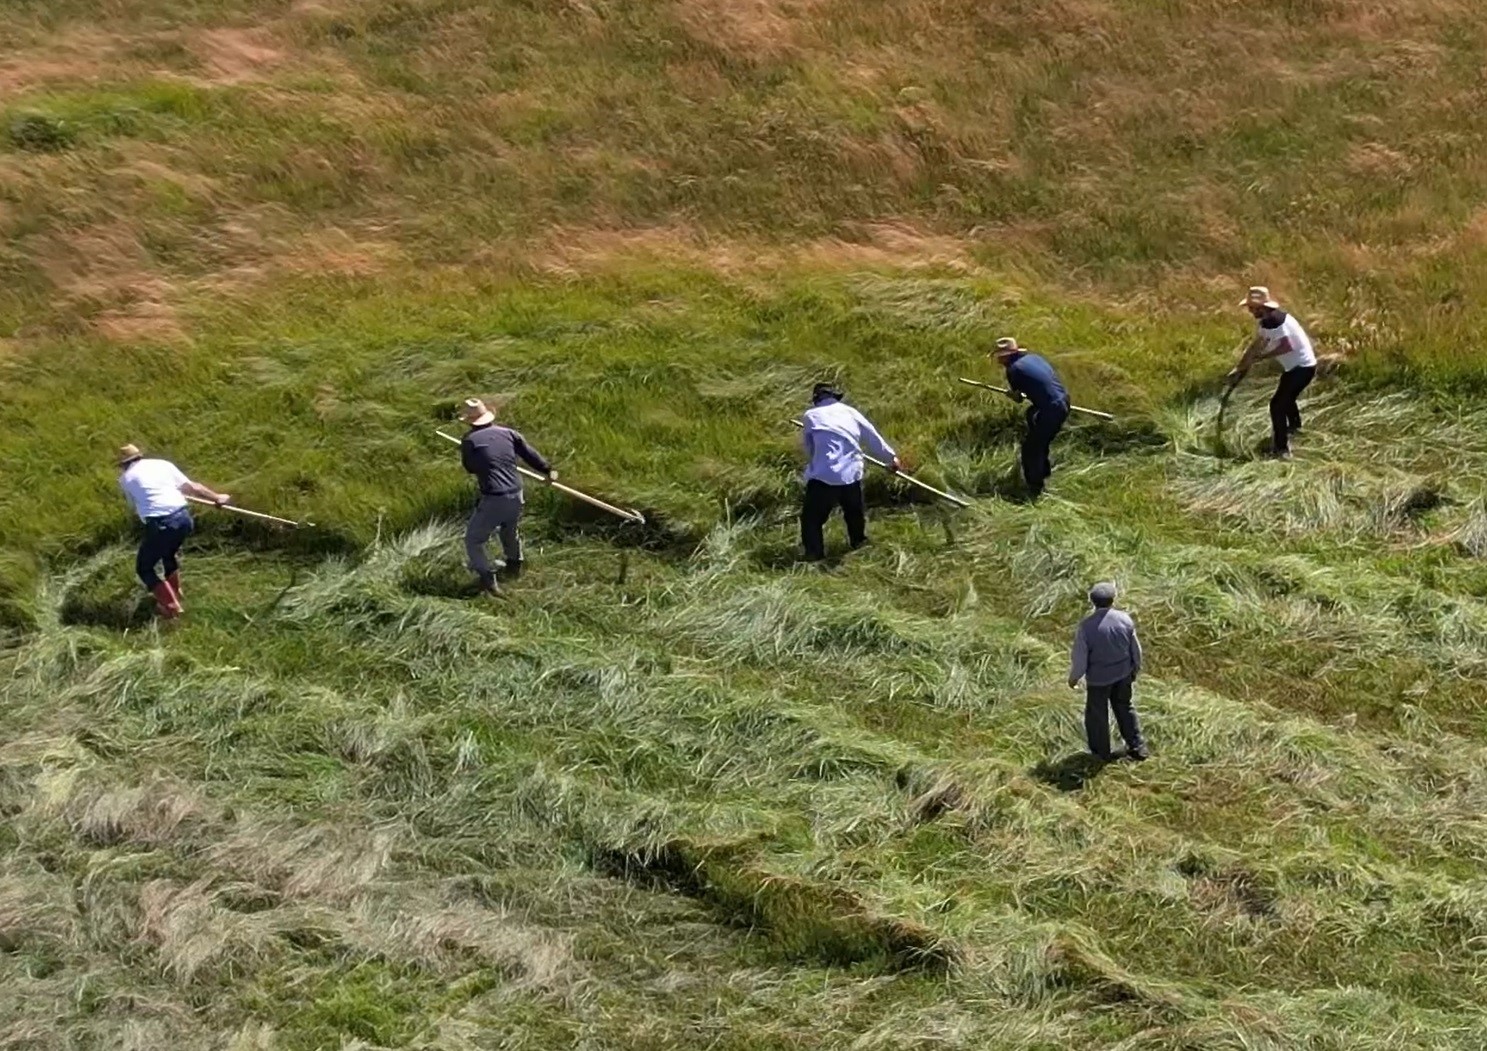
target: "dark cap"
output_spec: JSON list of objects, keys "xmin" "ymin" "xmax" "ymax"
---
[
  {"xmin": 811, "ymin": 382, "xmax": 843, "ymax": 404},
  {"xmin": 1089, "ymin": 581, "xmax": 1118, "ymax": 607}
]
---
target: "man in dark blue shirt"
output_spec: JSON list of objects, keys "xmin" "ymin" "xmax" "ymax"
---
[
  {"xmin": 993, "ymin": 337, "xmax": 1070, "ymax": 499},
  {"xmin": 459, "ymin": 398, "xmax": 555, "ymax": 593}
]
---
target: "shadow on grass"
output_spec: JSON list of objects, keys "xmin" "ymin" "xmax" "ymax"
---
[
  {"xmin": 59, "ymin": 591, "xmax": 154, "ymax": 631},
  {"xmin": 1030, "ymin": 752, "xmax": 1109, "ymax": 792}
]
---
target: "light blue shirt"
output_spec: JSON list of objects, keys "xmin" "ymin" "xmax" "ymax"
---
[{"xmin": 801, "ymin": 398, "xmax": 896, "ymax": 485}]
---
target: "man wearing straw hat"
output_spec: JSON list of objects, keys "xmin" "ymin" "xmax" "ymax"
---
[
  {"xmin": 800, "ymin": 382, "xmax": 902, "ymax": 561},
  {"xmin": 117, "ymin": 444, "xmax": 231, "ymax": 619},
  {"xmin": 992, "ymin": 337, "xmax": 1069, "ymax": 499},
  {"xmin": 1069, "ymin": 581, "xmax": 1148, "ymax": 762},
  {"xmin": 459, "ymin": 398, "xmax": 555, "ymax": 594},
  {"xmin": 1229, "ymin": 286, "xmax": 1317, "ymax": 460}
]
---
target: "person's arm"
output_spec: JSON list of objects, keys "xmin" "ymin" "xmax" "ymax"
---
[
  {"xmin": 178, "ymin": 471, "xmax": 230, "ymax": 506},
  {"xmin": 852, "ymin": 409, "xmax": 902, "ymax": 472},
  {"xmin": 1253, "ymin": 336, "xmax": 1293, "ymax": 362},
  {"xmin": 1129, "ymin": 621, "xmax": 1143, "ymax": 681},
  {"xmin": 512, "ymin": 431, "xmax": 556, "ymax": 481},
  {"xmin": 1004, "ymin": 369, "xmax": 1026, "ymax": 403},
  {"xmin": 1068, "ymin": 623, "xmax": 1088, "ymax": 688},
  {"xmin": 801, "ymin": 417, "xmax": 815, "ymax": 462},
  {"xmin": 1228, "ymin": 334, "xmax": 1267, "ymax": 379},
  {"xmin": 460, "ymin": 436, "xmax": 479, "ymax": 475}
]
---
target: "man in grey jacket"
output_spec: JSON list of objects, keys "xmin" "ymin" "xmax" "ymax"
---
[
  {"xmin": 1068, "ymin": 582, "xmax": 1148, "ymax": 761},
  {"xmin": 459, "ymin": 398, "xmax": 555, "ymax": 594}
]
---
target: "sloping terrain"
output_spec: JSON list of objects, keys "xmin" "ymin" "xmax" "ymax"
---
[{"xmin": 4, "ymin": 2, "xmax": 1487, "ymax": 1049}]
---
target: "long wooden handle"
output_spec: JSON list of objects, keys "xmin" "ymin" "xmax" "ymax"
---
[
  {"xmin": 436, "ymin": 430, "xmax": 646, "ymax": 525},
  {"xmin": 185, "ymin": 496, "xmax": 309, "ymax": 528},
  {"xmin": 790, "ymin": 420, "xmax": 972, "ymax": 509},
  {"xmin": 957, "ymin": 377, "xmax": 1114, "ymax": 421}
]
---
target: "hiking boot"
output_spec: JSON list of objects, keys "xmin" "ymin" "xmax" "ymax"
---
[
  {"xmin": 1128, "ymin": 747, "xmax": 1150, "ymax": 762},
  {"xmin": 499, "ymin": 559, "xmax": 523, "ymax": 581},
  {"xmin": 474, "ymin": 572, "xmax": 500, "ymax": 596}
]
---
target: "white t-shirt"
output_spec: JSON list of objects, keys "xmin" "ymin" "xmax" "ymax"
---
[
  {"xmin": 1258, "ymin": 313, "xmax": 1316, "ymax": 372},
  {"xmin": 119, "ymin": 458, "xmax": 191, "ymax": 520}
]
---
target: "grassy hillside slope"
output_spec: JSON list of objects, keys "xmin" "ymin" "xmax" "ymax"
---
[{"xmin": 5, "ymin": 1, "xmax": 1487, "ymax": 1049}]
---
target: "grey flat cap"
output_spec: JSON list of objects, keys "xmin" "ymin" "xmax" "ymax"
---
[{"xmin": 1089, "ymin": 581, "xmax": 1118, "ymax": 607}]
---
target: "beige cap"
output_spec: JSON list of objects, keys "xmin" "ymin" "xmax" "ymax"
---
[
  {"xmin": 994, "ymin": 336, "xmax": 1019, "ymax": 354},
  {"xmin": 1241, "ymin": 286, "xmax": 1281, "ymax": 310},
  {"xmin": 118, "ymin": 443, "xmax": 143, "ymax": 467},
  {"xmin": 461, "ymin": 398, "xmax": 495, "ymax": 426}
]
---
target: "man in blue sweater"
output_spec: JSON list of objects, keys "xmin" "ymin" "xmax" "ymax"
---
[{"xmin": 993, "ymin": 337, "xmax": 1070, "ymax": 499}]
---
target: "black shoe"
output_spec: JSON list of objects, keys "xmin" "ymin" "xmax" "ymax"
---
[
  {"xmin": 1128, "ymin": 747, "xmax": 1149, "ymax": 762},
  {"xmin": 500, "ymin": 559, "xmax": 523, "ymax": 581},
  {"xmin": 475, "ymin": 572, "xmax": 500, "ymax": 595}
]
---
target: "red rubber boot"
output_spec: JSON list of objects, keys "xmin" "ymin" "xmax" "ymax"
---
[
  {"xmin": 151, "ymin": 582, "xmax": 183, "ymax": 619},
  {"xmin": 167, "ymin": 572, "xmax": 184, "ymax": 611}
]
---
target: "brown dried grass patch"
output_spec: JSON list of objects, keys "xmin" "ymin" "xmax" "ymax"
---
[
  {"xmin": 0, "ymin": 28, "xmax": 117, "ymax": 94},
  {"xmin": 191, "ymin": 28, "xmax": 286, "ymax": 85},
  {"xmin": 673, "ymin": 0, "xmax": 831, "ymax": 58},
  {"xmin": 528, "ymin": 220, "xmax": 976, "ymax": 277},
  {"xmin": 32, "ymin": 222, "xmax": 189, "ymax": 343}
]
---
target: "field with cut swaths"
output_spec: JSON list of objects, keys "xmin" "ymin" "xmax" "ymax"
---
[{"xmin": 4, "ymin": 1, "xmax": 1487, "ymax": 1049}]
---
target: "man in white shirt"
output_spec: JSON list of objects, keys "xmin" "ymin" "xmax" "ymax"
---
[
  {"xmin": 117, "ymin": 444, "xmax": 231, "ymax": 618},
  {"xmin": 799, "ymin": 383, "xmax": 901, "ymax": 561},
  {"xmin": 1228, "ymin": 286, "xmax": 1318, "ymax": 460}
]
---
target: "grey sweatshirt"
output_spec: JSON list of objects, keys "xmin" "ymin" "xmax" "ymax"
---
[{"xmin": 1069, "ymin": 608, "xmax": 1143, "ymax": 687}]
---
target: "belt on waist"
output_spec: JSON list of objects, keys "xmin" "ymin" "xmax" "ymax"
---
[{"xmin": 144, "ymin": 508, "xmax": 190, "ymax": 523}]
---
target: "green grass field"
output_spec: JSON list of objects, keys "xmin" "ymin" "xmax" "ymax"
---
[{"xmin": 5, "ymin": 1, "xmax": 1487, "ymax": 1048}]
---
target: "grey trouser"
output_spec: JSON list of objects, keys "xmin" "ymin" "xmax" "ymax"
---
[
  {"xmin": 1085, "ymin": 676, "xmax": 1145, "ymax": 759},
  {"xmin": 465, "ymin": 494, "xmax": 523, "ymax": 576}
]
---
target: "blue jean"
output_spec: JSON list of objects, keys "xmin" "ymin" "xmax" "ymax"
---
[
  {"xmin": 1022, "ymin": 402, "xmax": 1069, "ymax": 495},
  {"xmin": 136, "ymin": 508, "xmax": 194, "ymax": 590}
]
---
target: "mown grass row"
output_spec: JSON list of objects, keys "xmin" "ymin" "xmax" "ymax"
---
[{"xmin": 7, "ymin": 379, "xmax": 1487, "ymax": 1046}]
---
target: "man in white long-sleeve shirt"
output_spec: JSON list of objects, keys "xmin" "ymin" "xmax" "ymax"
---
[
  {"xmin": 799, "ymin": 382, "xmax": 901, "ymax": 561},
  {"xmin": 1068, "ymin": 581, "xmax": 1148, "ymax": 761}
]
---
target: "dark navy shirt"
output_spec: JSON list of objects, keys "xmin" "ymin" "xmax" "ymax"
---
[
  {"xmin": 1004, "ymin": 352, "xmax": 1069, "ymax": 412},
  {"xmin": 461, "ymin": 424, "xmax": 551, "ymax": 498}
]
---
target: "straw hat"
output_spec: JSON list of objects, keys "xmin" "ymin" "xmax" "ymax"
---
[
  {"xmin": 460, "ymin": 398, "xmax": 495, "ymax": 426},
  {"xmin": 1240, "ymin": 285, "xmax": 1281, "ymax": 310},
  {"xmin": 993, "ymin": 336, "xmax": 1019, "ymax": 356},
  {"xmin": 118, "ymin": 443, "xmax": 144, "ymax": 467}
]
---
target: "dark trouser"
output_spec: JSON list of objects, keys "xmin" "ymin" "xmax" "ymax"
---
[
  {"xmin": 136, "ymin": 508, "xmax": 194, "ymax": 590},
  {"xmin": 465, "ymin": 494, "xmax": 524, "ymax": 578},
  {"xmin": 1021, "ymin": 402, "xmax": 1069, "ymax": 496},
  {"xmin": 1270, "ymin": 365, "xmax": 1316, "ymax": 453},
  {"xmin": 1085, "ymin": 676, "xmax": 1145, "ymax": 759},
  {"xmin": 801, "ymin": 479, "xmax": 866, "ymax": 560}
]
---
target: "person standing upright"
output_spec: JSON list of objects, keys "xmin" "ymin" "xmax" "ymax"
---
[
  {"xmin": 992, "ymin": 337, "xmax": 1070, "ymax": 499},
  {"xmin": 459, "ymin": 398, "xmax": 555, "ymax": 594},
  {"xmin": 1229, "ymin": 286, "xmax": 1318, "ymax": 460},
  {"xmin": 117, "ymin": 444, "xmax": 231, "ymax": 619},
  {"xmin": 1068, "ymin": 581, "xmax": 1147, "ymax": 762},
  {"xmin": 799, "ymin": 382, "xmax": 901, "ymax": 561}
]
